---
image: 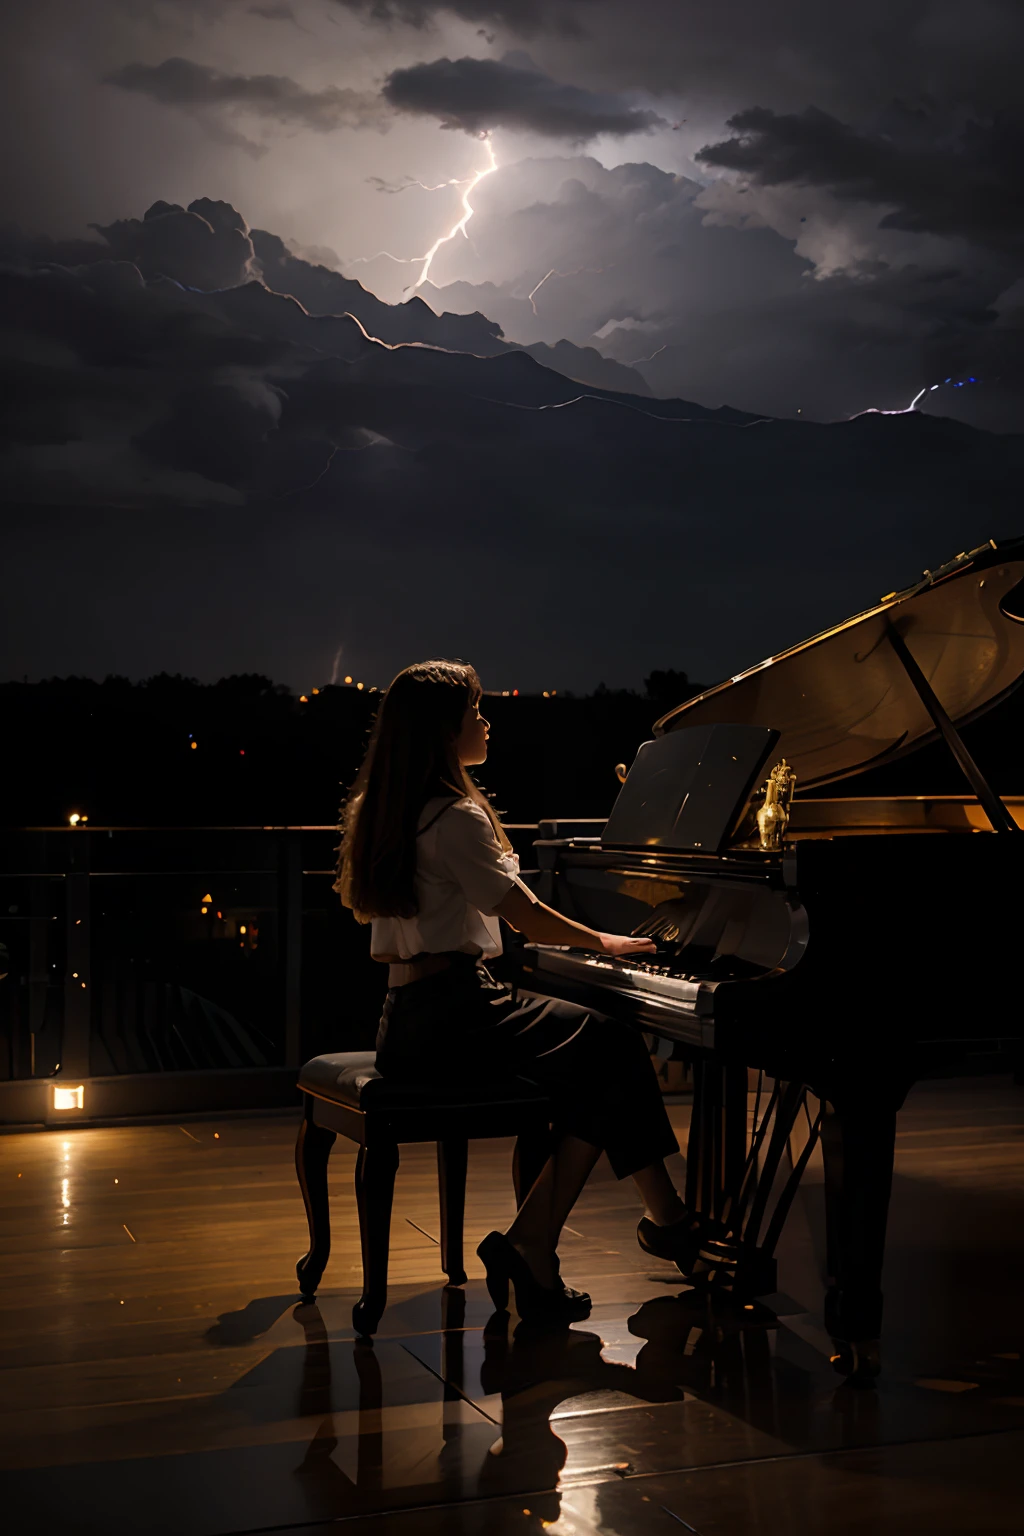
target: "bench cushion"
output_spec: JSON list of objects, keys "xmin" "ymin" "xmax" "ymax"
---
[{"xmin": 298, "ymin": 1050, "xmax": 548, "ymax": 1111}]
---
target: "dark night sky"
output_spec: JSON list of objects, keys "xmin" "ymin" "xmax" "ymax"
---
[{"xmin": 2, "ymin": 1, "xmax": 1022, "ymax": 692}]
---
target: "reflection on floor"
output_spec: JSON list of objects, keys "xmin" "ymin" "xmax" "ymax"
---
[{"xmin": 2, "ymin": 1081, "xmax": 1023, "ymax": 1534}]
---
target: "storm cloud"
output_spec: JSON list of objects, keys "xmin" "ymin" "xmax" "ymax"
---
[
  {"xmin": 382, "ymin": 54, "xmax": 667, "ymax": 139},
  {"xmin": 697, "ymin": 106, "xmax": 1024, "ymax": 260},
  {"xmin": 329, "ymin": 0, "xmax": 593, "ymax": 35},
  {"xmin": 4, "ymin": 200, "xmax": 1023, "ymax": 695},
  {"xmin": 105, "ymin": 56, "xmax": 387, "ymax": 135}
]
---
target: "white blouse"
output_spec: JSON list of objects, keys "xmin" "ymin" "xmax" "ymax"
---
[{"xmin": 369, "ymin": 796, "xmax": 538, "ymax": 961}]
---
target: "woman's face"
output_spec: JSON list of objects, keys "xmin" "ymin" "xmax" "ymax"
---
[{"xmin": 454, "ymin": 694, "xmax": 490, "ymax": 765}]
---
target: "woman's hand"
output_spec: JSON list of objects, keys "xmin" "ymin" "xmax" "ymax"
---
[{"xmin": 595, "ymin": 933, "xmax": 658, "ymax": 958}]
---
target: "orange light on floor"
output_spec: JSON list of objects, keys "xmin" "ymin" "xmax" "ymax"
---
[{"xmin": 53, "ymin": 1085, "xmax": 84, "ymax": 1111}]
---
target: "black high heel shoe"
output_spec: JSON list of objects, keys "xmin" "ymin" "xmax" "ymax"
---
[
  {"xmin": 551, "ymin": 1251, "xmax": 591, "ymax": 1307},
  {"xmin": 477, "ymin": 1232, "xmax": 591, "ymax": 1321},
  {"xmin": 637, "ymin": 1211, "xmax": 703, "ymax": 1275}
]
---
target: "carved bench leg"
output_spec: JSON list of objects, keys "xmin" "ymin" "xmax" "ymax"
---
[
  {"xmin": 295, "ymin": 1096, "xmax": 337, "ymax": 1298},
  {"xmin": 353, "ymin": 1139, "xmax": 400, "ymax": 1336},
  {"xmin": 438, "ymin": 1136, "xmax": 469, "ymax": 1287}
]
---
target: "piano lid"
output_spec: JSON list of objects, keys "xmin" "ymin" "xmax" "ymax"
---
[{"xmin": 655, "ymin": 538, "xmax": 1024, "ymax": 790}]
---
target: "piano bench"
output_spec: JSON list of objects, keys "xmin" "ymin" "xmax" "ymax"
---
[{"xmin": 294, "ymin": 1050, "xmax": 552, "ymax": 1335}]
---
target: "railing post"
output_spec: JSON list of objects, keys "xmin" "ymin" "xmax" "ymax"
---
[
  {"xmin": 282, "ymin": 830, "xmax": 303, "ymax": 1069},
  {"xmin": 63, "ymin": 833, "xmax": 91, "ymax": 1080}
]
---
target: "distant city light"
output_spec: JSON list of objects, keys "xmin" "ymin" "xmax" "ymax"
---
[
  {"xmin": 216, "ymin": 910, "xmax": 222, "ymax": 920},
  {"xmin": 299, "ymin": 695, "xmax": 309, "ymax": 703},
  {"xmin": 312, "ymin": 688, "xmax": 320, "ymax": 695},
  {"xmin": 191, "ymin": 742, "xmax": 198, "ymax": 750},
  {"xmin": 543, "ymin": 691, "xmax": 550, "ymax": 697},
  {"xmin": 68, "ymin": 813, "xmax": 81, "ymax": 826},
  {"xmin": 201, "ymin": 905, "xmax": 208, "ymax": 915},
  {"xmin": 513, "ymin": 689, "xmax": 519, "ymax": 697},
  {"xmin": 202, "ymin": 893, "xmax": 212, "ymax": 903},
  {"xmin": 240, "ymin": 925, "xmax": 247, "ymax": 935},
  {"xmin": 239, "ymin": 749, "xmax": 245, "ymax": 756},
  {"xmin": 356, "ymin": 682, "xmax": 364, "ymax": 690},
  {"xmin": 552, "ymin": 690, "xmax": 557, "ymax": 696},
  {"xmin": 344, "ymin": 675, "xmax": 352, "ymax": 684}
]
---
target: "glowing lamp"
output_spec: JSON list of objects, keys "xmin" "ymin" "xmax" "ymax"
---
[
  {"xmin": 53, "ymin": 1085, "xmax": 84, "ymax": 1111},
  {"xmin": 68, "ymin": 813, "xmax": 81, "ymax": 826}
]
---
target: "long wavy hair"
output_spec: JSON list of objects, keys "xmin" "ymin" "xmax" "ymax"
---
[{"xmin": 335, "ymin": 659, "xmax": 510, "ymax": 922}]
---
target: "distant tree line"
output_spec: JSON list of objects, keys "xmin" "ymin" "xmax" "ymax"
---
[
  {"xmin": 0, "ymin": 670, "xmax": 704, "ymax": 828},
  {"xmin": 3, "ymin": 663, "xmax": 1018, "ymax": 829}
]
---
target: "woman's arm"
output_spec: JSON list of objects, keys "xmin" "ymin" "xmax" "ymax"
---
[{"xmin": 494, "ymin": 884, "xmax": 657, "ymax": 959}]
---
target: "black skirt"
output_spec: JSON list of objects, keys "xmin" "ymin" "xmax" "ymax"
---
[{"xmin": 375, "ymin": 954, "xmax": 679, "ymax": 1180}]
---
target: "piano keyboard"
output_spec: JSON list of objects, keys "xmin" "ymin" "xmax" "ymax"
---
[
  {"xmin": 520, "ymin": 947, "xmax": 720, "ymax": 1049},
  {"xmin": 527, "ymin": 947, "xmax": 704, "ymax": 1007}
]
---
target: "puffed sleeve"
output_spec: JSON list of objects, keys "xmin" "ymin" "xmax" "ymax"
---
[{"xmin": 436, "ymin": 800, "xmax": 539, "ymax": 915}]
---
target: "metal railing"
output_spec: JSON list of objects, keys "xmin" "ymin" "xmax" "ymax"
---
[{"xmin": 0, "ymin": 821, "xmax": 604, "ymax": 1123}]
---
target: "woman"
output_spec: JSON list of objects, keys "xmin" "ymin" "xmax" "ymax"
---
[{"xmin": 335, "ymin": 660, "xmax": 696, "ymax": 1320}]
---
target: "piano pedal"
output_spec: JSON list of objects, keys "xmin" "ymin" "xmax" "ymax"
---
[
  {"xmin": 829, "ymin": 1339, "xmax": 881, "ymax": 1388},
  {"xmin": 690, "ymin": 1235, "xmax": 778, "ymax": 1301}
]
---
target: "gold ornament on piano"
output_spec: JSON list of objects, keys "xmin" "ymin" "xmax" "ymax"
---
[{"xmin": 757, "ymin": 760, "xmax": 797, "ymax": 852}]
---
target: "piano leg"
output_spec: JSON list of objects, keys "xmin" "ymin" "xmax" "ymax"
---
[
  {"xmin": 685, "ymin": 1060, "xmax": 747, "ymax": 1221},
  {"xmin": 819, "ymin": 1079, "xmax": 910, "ymax": 1386},
  {"xmin": 683, "ymin": 1061, "xmax": 795, "ymax": 1298}
]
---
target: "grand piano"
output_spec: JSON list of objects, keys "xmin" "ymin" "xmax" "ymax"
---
[{"xmin": 518, "ymin": 537, "xmax": 1024, "ymax": 1384}]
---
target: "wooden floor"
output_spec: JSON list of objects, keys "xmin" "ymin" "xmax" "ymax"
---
[{"xmin": 2, "ymin": 1081, "xmax": 1024, "ymax": 1534}]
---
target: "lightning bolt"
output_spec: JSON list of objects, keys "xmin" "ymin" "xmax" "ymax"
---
[
  {"xmin": 367, "ymin": 173, "xmax": 475, "ymax": 195},
  {"xmin": 406, "ymin": 136, "xmax": 498, "ymax": 292},
  {"xmin": 345, "ymin": 250, "xmax": 422, "ymax": 269},
  {"xmin": 849, "ymin": 377, "xmax": 979, "ymax": 420},
  {"xmin": 527, "ymin": 265, "xmax": 611, "ymax": 316},
  {"xmin": 344, "ymin": 138, "xmax": 498, "ymax": 293}
]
